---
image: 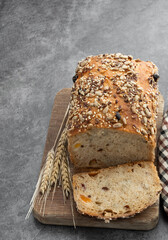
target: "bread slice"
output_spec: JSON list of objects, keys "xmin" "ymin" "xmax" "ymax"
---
[{"xmin": 73, "ymin": 161, "xmax": 162, "ymax": 221}]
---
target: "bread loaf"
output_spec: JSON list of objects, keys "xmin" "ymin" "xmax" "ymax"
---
[
  {"xmin": 67, "ymin": 53, "xmax": 159, "ymax": 168},
  {"xmin": 73, "ymin": 161, "xmax": 162, "ymax": 221}
]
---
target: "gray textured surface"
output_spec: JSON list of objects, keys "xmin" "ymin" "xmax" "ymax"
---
[{"xmin": 0, "ymin": 0, "xmax": 168, "ymax": 239}]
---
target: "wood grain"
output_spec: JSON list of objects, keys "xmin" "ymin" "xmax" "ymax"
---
[{"xmin": 33, "ymin": 88, "xmax": 164, "ymax": 230}]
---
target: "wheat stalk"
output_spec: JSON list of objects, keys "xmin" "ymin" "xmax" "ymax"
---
[
  {"xmin": 39, "ymin": 148, "xmax": 55, "ymax": 195},
  {"xmin": 25, "ymin": 167, "xmax": 44, "ymax": 220},
  {"xmin": 52, "ymin": 104, "xmax": 70, "ymax": 152},
  {"xmin": 25, "ymin": 104, "xmax": 71, "ymax": 219},
  {"xmin": 66, "ymin": 154, "xmax": 76, "ymax": 228}
]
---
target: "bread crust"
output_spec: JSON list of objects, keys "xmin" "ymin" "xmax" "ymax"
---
[{"xmin": 68, "ymin": 53, "xmax": 159, "ymax": 147}]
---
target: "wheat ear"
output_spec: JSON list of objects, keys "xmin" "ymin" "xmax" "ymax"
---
[
  {"xmin": 61, "ymin": 150, "xmax": 70, "ymax": 201},
  {"xmin": 50, "ymin": 128, "xmax": 67, "ymax": 186},
  {"xmin": 40, "ymin": 149, "xmax": 55, "ymax": 215},
  {"xmin": 25, "ymin": 104, "xmax": 70, "ymax": 219},
  {"xmin": 39, "ymin": 148, "xmax": 55, "ymax": 195}
]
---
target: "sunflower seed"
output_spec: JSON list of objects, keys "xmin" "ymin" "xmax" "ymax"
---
[
  {"xmin": 87, "ymin": 111, "xmax": 92, "ymax": 115},
  {"xmin": 120, "ymin": 75, "xmax": 126, "ymax": 80},
  {"xmin": 88, "ymin": 124, "xmax": 93, "ymax": 129},
  {"xmin": 106, "ymin": 113, "xmax": 113, "ymax": 120},
  {"xmin": 134, "ymin": 95, "xmax": 139, "ymax": 101},
  {"xmin": 150, "ymin": 127, "xmax": 155, "ymax": 135},
  {"xmin": 122, "ymin": 117, "xmax": 127, "ymax": 125},
  {"xmin": 113, "ymin": 123, "xmax": 123, "ymax": 128},
  {"xmin": 95, "ymin": 91, "xmax": 102, "ymax": 96},
  {"xmin": 131, "ymin": 106, "xmax": 137, "ymax": 114},
  {"xmin": 143, "ymin": 117, "xmax": 147, "ymax": 124},
  {"xmin": 80, "ymin": 60, "xmax": 87, "ymax": 67},
  {"xmin": 103, "ymin": 106, "xmax": 109, "ymax": 114},
  {"xmin": 141, "ymin": 128, "xmax": 148, "ymax": 135},
  {"xmin": 145, "ymin": 108, "xmax": 151, "ymax": 118},
  {"xmin": 79, "ymin": 114, "xmax": 84, "ymax": 122},
  {"xmin": 104, "ymin": 85, "xmax": 109, "ymax": 90}
]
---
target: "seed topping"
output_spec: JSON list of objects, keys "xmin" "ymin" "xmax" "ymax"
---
[{"xmin": 68, "ymin": 53, "xmax": 159, "ymax": 140}]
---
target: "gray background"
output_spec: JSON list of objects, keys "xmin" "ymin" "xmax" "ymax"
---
[{"xmin": 0, "ymin": 0, "xmax": 168, "ymax": 239}]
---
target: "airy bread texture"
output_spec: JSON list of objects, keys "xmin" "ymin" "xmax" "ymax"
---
[
  {"xmin": 67, "ymin": 53, "xmax": 159, "ymax": 168},
  {"xmin": 73, "ymin": 161, "xmax": 162, "ymax": 221}
]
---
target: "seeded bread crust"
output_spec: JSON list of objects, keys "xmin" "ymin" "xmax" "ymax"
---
[
  {"xmin": 67, "ymin": 53, "xmax": 159, "ymax": 168},
  {"xmin": 73, "ymin": 161, "xmax": 162, "ymax": 221}
]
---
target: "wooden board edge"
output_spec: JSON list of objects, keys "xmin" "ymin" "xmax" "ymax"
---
[
  {"xmin": 33, "ymin": 202, "xmax": 159, "ymax": 230},
  {"xmin": 53, "ymin": 88, "xmax": 71, "ymax": 102}
]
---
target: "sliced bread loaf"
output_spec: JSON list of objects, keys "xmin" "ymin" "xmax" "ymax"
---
[
  {"xmin": 68, "ymin": 53, "xmax": 160, "ymax": 168},
  {"xmin": 73, "ymin": 161, "xmax": 162, "ymax": 221}
]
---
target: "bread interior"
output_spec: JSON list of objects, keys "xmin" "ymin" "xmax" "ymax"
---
[{"xmin": 68, "ymin": 128, "xmax": 154, "ymax": 168}]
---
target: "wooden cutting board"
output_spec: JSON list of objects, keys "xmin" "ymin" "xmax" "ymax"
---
[{"xmin": 33, "ymin": 88, "xmax": 164, "ymax": 230}]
